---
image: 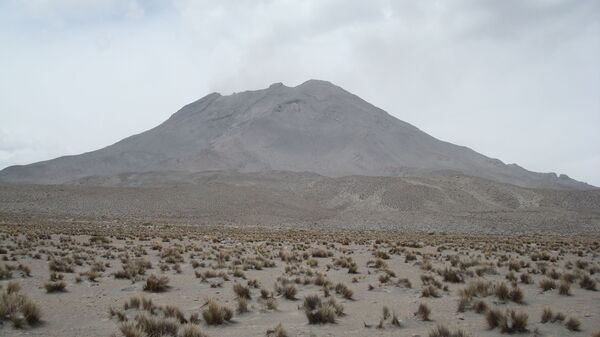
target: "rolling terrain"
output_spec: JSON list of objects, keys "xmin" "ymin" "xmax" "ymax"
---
[{"xmin": 1, "ymin": 171, "xmax": 599, "ymax": 234}]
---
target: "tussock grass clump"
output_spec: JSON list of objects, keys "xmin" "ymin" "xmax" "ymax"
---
[
  {"xmin": 519, "ymin": 273, "xmax": 532, "ymax": 284},
  {"xmin": 558, "ymin": 280, "xmax": 571, "ymax": 295},
  {"xmin": 565, "ymin": 317, "xmax": 581, "ymax": 331},
  {"xmin": 44, "ymin": 281, "xmax": 67, "ymax": 293},
  {"xmin": 124, "ymin": 296, "xmax": 141, "ymax": 310},
  {"xmin": 579, "ymin": 274, "xmax": 597, "ymax": 291},
  {"xmin": 508, "ymin": 260, "xmax": 522, "ymax": 272},
  {"xmin": 114, "ymin": 259, "xmax": 152, "ymax": 280},
  {"xmin": 143, "ymin": 274, "xmax": 169, "ymax": 292},
  {"xmin": 163, "ymin": 305, "xmax": 186, "ymax": 323},
  {"xmin": 135, "ymin": 313, "xmax": 179, "ymax": 336},
  {"xmin": 441, "ymin": 268, "xmax": 463, "ymax": 283},
  {"xmin": 541, "ymin": 307, "xmax": 553, "ymax": 323},
  {"xmin": 311, "ymin": 249, "xmax": 332, "ymax": 258},
  {"xmin": 377, "ymin": 305, "xmax": 402, "ymax": 328},
  {"xmin": 277, "ymin": 283, "xmax": 297, "ymax": 300},
  {"xmin": 428, "ymin": 324, "xmax": 469, "ymax": 337},
  {"xmin": 119, "ymin": 321, "xmax": 144, "ymax": 337},
  {"xmin": 189, "ymin": 312, "xmax": 201, "ymax": 324},
  {"xmin": 553, "ymin": 311, "xmax": 566, "ymax": 322},
  {"xmin": 48, "ymin": 258, "xmax": 74, "ymax": 273},
  {"xmin": 266, "ymin": 323, "xmax": 287, "ymax": 337},
  {"xmin": 486, "ymin": 308, "xmax": 503, "ymax": 329},
  {"xmin": 202, "ymin": 299, "xmax": 233, "ymax": 325},
  {"xmin": 6, "ymin": 281, "xmax": 20, "ymax": 293},
  {"xmin": 233, "ymin": 283, "xmax": 251, "ymax": 299},
  {"xmin": 261, "ymin": 297, "xmax": 278, "ymax": 311},
  {"xmin": 494, "ymin": 282, "xmax": 510, "ymax": 301},
  {"xmin": 374, "ymin": 251, "xmax": 390, "ymax": 259},
  {"xmin": 422, "ymin": 285, "xmax": 440, "ymax": 298},
  {"xmin": 414, "ymin": 302, "xmax": 431, "ymax": 321},
  {"xmin": 505, "ymin": 271, "xmax": 517, "ymax": 282},
  {"xmin": 487, "ymin": 308, "xmax": 528, "ymax": 333},
  {"xmin": 334, "ymin": 283, "xmax": 354, "ymax": 299},
  {"xmin": 179, "ymin": 324, "xmax": 208, "ymax": 337},
  {"xmin": 473, "ymin": 300, "xmax": 488, "ymax": 314},
  {"xmin": 457, "ymin": 297, "xmax": 469, "ymax": 313},
  {"xmin": 0, "ymin": 282, "xmax": 42, "ymax": 328},
  {"xmin": 50, "ymin": 272, "xmax": 64, "ymax": 281},
  {"xmin": 509, "ymin": 286, "xmax": 524, "ymax": 304},
  {"xmin": 539, "ymin": 278, "xmax": 556, "ymax": 292},
  {"xmin": 500, "ymin": 310, "xmax": 528, "ymax": 333},
  {"xmin": 0, "ymin": 264, "xmax": 13, "ymax": 280},
  {"xmin": 236, "ymin": 297, "xmax": 249, "ymax": 313},
  {"xmin": 302, "ymin": 294, "xmax": 343, "ymax": 324}
]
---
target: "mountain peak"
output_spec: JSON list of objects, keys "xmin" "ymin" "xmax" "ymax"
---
[
  {"xmin": 268, "ymin": 82, "xmax": 286, "ymax": 89},
  {"xmin": 0, "ymin": 80, "xmax": 593, "ymax": 190},
  {"xmin": 299, "ymin": 79, "xmax": 335, "ymax": 87}
]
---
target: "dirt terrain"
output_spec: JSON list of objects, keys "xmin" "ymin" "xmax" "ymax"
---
[
  {"xmin": 0, "ymin": 223, "xmax": 599, "ymax": 337},
  {"xmin": 1, "ymin": 171, "xmax": 599, "ymax": 234},
  {"xmin": 1, "ymin": 172, "xmax": 599, "ymax": 337}
]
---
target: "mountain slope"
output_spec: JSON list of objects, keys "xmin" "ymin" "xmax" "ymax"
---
[
  {"xmin": 1, "ymin": 171, "xmax": 599, "ymax": 234},
  {"xmin": 0, "ymin": 79, "xmax": 592, "ymax": 189}
]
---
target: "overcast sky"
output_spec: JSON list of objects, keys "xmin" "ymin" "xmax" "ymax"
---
[{"xmin": 1, "ymin": 0, "xmax": 599, "ymax": 185}]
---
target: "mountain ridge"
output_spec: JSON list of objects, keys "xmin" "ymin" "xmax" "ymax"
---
[{"xmin": 0, "ymin": 79, "xmax": 594, "ymax": 190}]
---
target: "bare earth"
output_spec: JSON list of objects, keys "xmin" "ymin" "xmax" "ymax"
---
[
  {"xmin": 0, "ymin": 222, "xmax": 599, "ymax": 337},
  {"xmin": 1, "ymin": 171, "xmax": 600, "ymax": 236}
]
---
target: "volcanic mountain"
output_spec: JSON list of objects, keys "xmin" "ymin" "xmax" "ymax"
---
[{"xmin": 0, "ymin": 80, "xmax": 592, "ymax": 189}]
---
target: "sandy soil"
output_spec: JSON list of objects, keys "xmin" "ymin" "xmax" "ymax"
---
[{"xmin": 1, "ymin": 223, "xmax": 599, "ymax": 337}]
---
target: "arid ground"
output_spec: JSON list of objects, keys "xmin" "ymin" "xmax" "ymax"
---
[{"xmin": 1, "ymin": 220, "xmax": 599, "ymax": 337}]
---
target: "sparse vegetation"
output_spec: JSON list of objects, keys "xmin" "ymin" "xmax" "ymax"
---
[
  {"xmin": 144, "ymin": 274, "xmax": 169, "ymax": 292},
  {"xmin": 202, "ymin": 299, "xmax": 233, "ymax": 325},
  {"xmin": 565, "ymin": 317, "xmax": 581, "ymax": 331},
  {"xmin": 302, "ymin": 294, "xmax": 343, "ymax": 324},
  {"xmin": 44, "ymin": 281, "xmax": 67, "ymax": 293},
  {"xmin": 415, "ymin": 302, "xmax": 431, "ymax": 321},
  {"xmin": 429, "ymin": 324, "xmax": 469, "ymax": 337},
  {"xmin": 0, "ymin": 282, "xmax": 42, "ymax": 328},
  {"xmin": 0, "ymin": 223, "xmax": 598, "ymax": 337}
]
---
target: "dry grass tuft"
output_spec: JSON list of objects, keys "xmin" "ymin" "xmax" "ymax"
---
[
  {"xmin": 415, "ymin": 302, "xmax": 431, "ymax": 321},
  {"xmin": 0, "ymin": 283, "xmax": 42, "ymax": 328},
  {"xmin": 487, "ymin": 308, "xmax": 528, "ymax": 333},
  {"xmin": 236, "ymin": 297, "xmax": 249, "ymax": 314},
  {"xmin": 44, "ymin": 281, "xmax": 67, "ymax": 293},
  {"xmin": 334, "ymin": 283, "xmax": 354, "ymax": 300},
  {"xmin": 429, "ymin": 324, "xmax": 469, "ymax": 337},
  {"xmin": 539, "ymin": 278, "xmax": 556, "ymax": 292},
  {"xmin": 179, "ymin": 324, "xmax": 208, "ymax": 337},
  {"xmin": 143, "ymin": 274, "xmax": 169, "ymax": 292},
  {"xmin": 579, "ymin": 274, "xmax": 597, "ymax": 291},
  {"xmin": 233, "ymin": 283, "xmax": 251, "ymax": 299},
  {"xmin": 541, "ymin": 307, "xmax": 553, "ymax": 323},
  {"xmin": 266, "ymin": 323, "xmax": 287, "ymax": 337},
  {"xmin": 202, "ymin": 299, "xmax": 233, "ymax": 325},
  {"xmin": 302, "ymin": 294, "xmax": 343, "ymax": 324},
  {"xmin": 565, "ymin": 317, "xmax": 581, "ymax": 331},
  {"xmin": 558, "ymin": 281, "xmax": 571, "ymax": 295}
]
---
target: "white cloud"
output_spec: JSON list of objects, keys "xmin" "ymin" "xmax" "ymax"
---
[{"xmin": 0, "ymin": 0, "xmax": 598, "ymax": 185}]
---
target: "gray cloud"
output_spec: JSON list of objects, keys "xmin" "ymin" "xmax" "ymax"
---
[{"xmin": 0, "ymin": 0, "xmax": 598, "ymax": 185}]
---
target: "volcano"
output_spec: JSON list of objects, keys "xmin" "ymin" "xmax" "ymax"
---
[{"xmin": 0, "ymin": 80, "xmax": 592, "ymax": 189}]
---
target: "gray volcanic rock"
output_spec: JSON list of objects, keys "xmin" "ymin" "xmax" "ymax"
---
[{"xmin": 0, "ymin": 79, "xmax": 593, "ymax": 189}]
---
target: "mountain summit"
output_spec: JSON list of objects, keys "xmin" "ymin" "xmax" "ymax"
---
[{"xmin": 0, "ymin": 80, "xmax": 592, "ymax": 189}]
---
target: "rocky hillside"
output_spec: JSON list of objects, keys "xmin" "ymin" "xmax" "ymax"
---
[{"xmin": 0, "ymin": 80, "xmax": 592, "ymax": 189}]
